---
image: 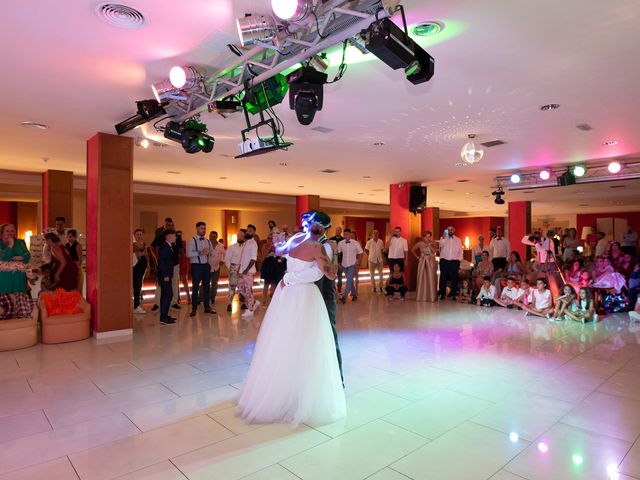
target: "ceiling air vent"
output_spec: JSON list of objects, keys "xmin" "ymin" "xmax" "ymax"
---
[
  {"xmin": 320, "ymin": 169, "xmax": 338, "ymax": 174},
  {"xmin": 95, "ymin": 3, "xmax": 146, "ymax": 29},
  {"xmin": 480, "ymin": 139, "xmax": 506, "ymax": 148},
  {"xmin": 576, "ymin": 123, "xmax": 593, "ymax": 131},
  {"xmin": 609, "ymin": 185, "xmax": 626, "ymax": 189},
  {"xmin": 311, "ymin": 126, "xmax": 334, "ymax": 133}
]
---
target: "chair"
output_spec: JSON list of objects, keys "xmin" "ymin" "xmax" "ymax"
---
[
  {"xmin": 39, "ymin": 294, "xmax": 91, "ymax": 344},
  {"xmin": 0, "ymin": 294, "xmax": 38, "ymax": 351}
]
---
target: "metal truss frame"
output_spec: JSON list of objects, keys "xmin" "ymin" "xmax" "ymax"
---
[{"xmin": 166, "ymin": 0, "xmax": 391, "ymax": 121}]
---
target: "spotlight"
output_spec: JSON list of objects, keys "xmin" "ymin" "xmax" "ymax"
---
[
  {"xmin": 244, "ymin": 74, "xmax": 289, "ymax": 115},
  {"xmin": 236, "ymin": 14, "xmax": 276, "ymax": 47},
  {"xmin": 510, "ymin": 173, "xmax": 521, "ymax": 184},
  {"xmin": 573, "ymin": 165, "xmax": 587, "ymax": 177},
  {"xmin": 163, "ymin": 119, "xmax": 214, "ymax": 154},
  {"xmin": 151, "ymin": 79, "xmax": 177, "ymax": 102},
  {"xmin": 363, "ymin": 17, "xmax": 435, "ymax": 85},
  {"xmin": 539, "ymin": 169, "xmax": 551, "ymax": 180},
  {"xmin": 492, "ymin": 186, "xmax": 505, "ymax": 205},
  {"xmin": 271, "ymin": 0, "xmax": 311, "ymax": 22},
  {"xmin": 557, "ymin": 169, "xmax": 576, "ymax": 186},
  {"xmin": 286, "ymin": 66, "xmax": 328, "ymax": 125},
  {"xmin": 608, "ymin": 161, "xmax": 622, "ymax": 174},
  {"xmin": 169, "ymin": 66, "xmax": 199, "ymax": 89},
  {"xmin": 114, "ymin": 99, "xmax": 166, "ymax": 135}
]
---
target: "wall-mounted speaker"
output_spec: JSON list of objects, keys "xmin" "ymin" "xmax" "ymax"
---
[{"xmin": 409, "ymin": 185, "xmax": 427, "ymax": 214}]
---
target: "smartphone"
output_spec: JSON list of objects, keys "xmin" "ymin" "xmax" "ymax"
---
[{"xmin": 444, "ymin": 229, "xmax": 449, "ymax": 237}]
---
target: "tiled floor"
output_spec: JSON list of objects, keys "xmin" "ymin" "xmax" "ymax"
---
[{"xmin": 1, "ymin": 293, "xmax": 640, "ymax": 479}]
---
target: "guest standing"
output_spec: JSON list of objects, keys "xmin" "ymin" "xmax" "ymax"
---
[
  {"xmin": 386, "ymin": 226, "xmax": 408, "ymax": 272},
  {"xmin": 239, "ymin": 228, "xmax": 260, "ymax": 318},
  {"xmin": 65, "ymin": 229, "xmax": 83, "ymax": 293},
  {"xmin": 438, "ymin": 225, "xmax": 463, "ymax": 299},
  {"xmin": 157, "ymin": 229, "xmax": 177, "ymax": 325},
  {"xmin": 472, "ymin": 235, "xmax": 490, "ymax": 266},
  {"xmin": 43, "ymin": 216, "xmax": 66, "ymax": 262},
  {"xmin": 338, "ymin": 229, "xmax": 363, "ymax": 303},
  {"xmin": 329, "ymin": 227, "xmax": 345, "ymax": 293},
  {"xmin": 44, "ymin": 232, "xmax": 78, "ymax": 291},
  {"xmin": 412, "ymin": 230, "xmax": 438, "ymax": 302},
  {"xmin": 187, "ymin": 222, "xmax": 215, "ymax": 316},
  {"xmin": 225, "ymin": 231, "xmax": 244, "ymax": 312},
  {"xmin": 562, "ymin": 228, "xmax": 579, "ymax": 262},
  {"xmin": 489, "ymin": 226, "xmax": 510, "ymax": 271},
  {"xmin": 132, "ymin": 228, "xmax": 148, "ymax": 314},
  {"xmin": 594, "ymin": 231, "xmax": 609, "ymax": 258},
  {"xmin": 208, "ymin": 231, "xmax": 226, "ymax": 304},
  {"xmin": 0, "ymin": 224, "xmax": 30, "ymax": 294},
  {"xmin": 365, "ymin": 230, "xmax": 385, "ymax": 293}
]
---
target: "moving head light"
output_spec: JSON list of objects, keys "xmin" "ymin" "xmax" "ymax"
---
[
  {"xmin": 114, "ymin": 99, "xmax": 166, "ymax": 135},
  {"xmin": 163, "ymin": 119, "xmax": 214, "ymax": 154},
  {"xmin": 363, "ymin": 17, "xmax": 435, "ymax": 85},
  {"xmin": 286, "ymin": 66, "xmax": 328, "ymax": 125}
]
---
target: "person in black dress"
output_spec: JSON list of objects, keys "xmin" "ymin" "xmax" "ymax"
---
[
  {"xmin": 385, "ymin": 263, "xmax": 408, "ymax": 300},
  {"xmin": 65, "ymin": 229, "xmax": 83, "ymax": 293}
]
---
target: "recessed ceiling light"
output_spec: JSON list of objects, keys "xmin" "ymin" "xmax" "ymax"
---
[
  {"xmin": 362, "ymin": 175, "xmax": 372, "ymax": 178},
  {"xmin": 279, "ymin": 162, "xmax": 288, "ymax": 166},
  {"xmin": 219, "ymin": 176, "xmax": 228, "ymax": 179},
  {"xmin": 371, "ymin": 188, "xmax": 385, "ymax": 192},
  {"xmin": 357, "ymin": 192, "xmax": 364, "ymax": 195},
  {"xmin": 95, "ymin": 3, "xmax": 146, "ymax": 29},
  {"xmin": 373, "ymin": 142, "xmax": 385, "ymax": 146},
  {"xmin": 412, "ymin": 21, "xmax": 444, "ymax": 37},
  {"xmin": 457, "ymin": 179, "xmax": 470, "ymax": 183},
  {"xmin": 20, "ymin": 121, "xmax": 48, "ymax": 130},
  {"xmin": 166, "ymin": 170, "xmax": 181, "ymax": 174},
  {"xmin": 258, "ymin": 181, "xmax": 272, "ymax": 184},
  {"xmin": 602, "ymin": 140, "xmax": 618, "ymax": 145},
  {"xmin": 297, "ymin": 185, "xmax": 304, "ymax": 188},
  {"xmin": 539, "ymin": 103, "xmax": 560, "ymax": 111},
  {"xmin": 578, "ymin": 204, "xmax": 590, "ymax": 207},
  {"xmin": 321, "ymin": 169, "xmax": 338, "ymax": 174},
  {"xmin": 609, "ymin": 184, "xmax": 625, "ymax": 189},
  {"xmin": 455, "ymin": 162, "xmax": 469, "ymax": 168},
  {"xmin": 445, "ymin": 189, "xmax": 455, "ymax": 192}
]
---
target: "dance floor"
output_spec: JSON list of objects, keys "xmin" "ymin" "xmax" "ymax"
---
[{"xmin": 1, "ymin": 293, "xmax": 640, "ymax": 480}]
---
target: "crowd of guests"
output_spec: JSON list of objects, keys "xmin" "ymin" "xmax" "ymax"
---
[{"xmin": 0, "ymin": 217, "xmax": 82, "ymax": 298}]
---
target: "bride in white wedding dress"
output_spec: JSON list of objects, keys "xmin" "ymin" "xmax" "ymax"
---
[{"xmin": 236, "ymin": 226, "xmax": 346, "ymax": 426}]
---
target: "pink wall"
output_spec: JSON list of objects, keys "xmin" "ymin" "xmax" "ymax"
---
[
  {"xmin": 0, "ymin": 201, "xmax": 18, "ymax": 227},
  {"xmin": 441, "ymin": 217, "xmax": 504, "ymax": 247}
]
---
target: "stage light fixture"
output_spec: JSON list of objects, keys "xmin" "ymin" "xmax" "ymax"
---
[
  {"xmin": 539, "ymin": 169, "xmax": 551, "ymax": 180},
  {"xmin": 363, "ymin": 17, "xmax": 435, "ymax": 85},
  {"xmin": 169, "ymin": 66, "xmax": 199, "ymax": 89},
  {"xmin": 510, "ymin": 173, "xmax": 521, "ymax": 184},
  {"xmin": 114, "ymin": 99, "xmax": 166, "ymax": 135},
  {"xmin": 163, "ymin": 119, "xmax": 214, "ymax": 154},
  {"xmin": 608, "ymin": 161, "xmax": 622, "ymax": 174},
  {"xmin": 491, "ymin": 186, "xmax": 505, "ymax": 204},
  {"xmin": 271, "ymin": 0, "xmax": 311, "ymax": 22},
  {"xmin": 151, "ymin": 79, "xmax": 177, "ymax": 102},
  {"xmin": 286, "ymin": 65, "xmax": 328, "ymax": 125},
  {"xmin": 243, "ymin": 74, "xmax": 289, "ymax": 115},
  {"xmin": 557, "ymin": 169, "xmax": 576, "ymax": 186},
  {"xmin": 236, "ymin": 14, "xmax": 276, "ymax": 47},
  {"xmin": 573, "ymin": 165, "xmax": 586, "ymax": 177}
]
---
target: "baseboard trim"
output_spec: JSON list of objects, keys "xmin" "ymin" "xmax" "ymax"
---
[{"xmin": 93, "ymin": 328, "xmax": 133, "ymax": 340}]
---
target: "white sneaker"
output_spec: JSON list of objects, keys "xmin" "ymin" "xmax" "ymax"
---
[
  {"xmin": 241, "ymin": 309, "xmax": 254, "ymax": 318},
  {"xmin": 252, "ymin": 300, "xmax": 261, "ymax": 311},
  {"xmin": 134, "ymin": 306, "xmax": 146, "ymax": 314}
]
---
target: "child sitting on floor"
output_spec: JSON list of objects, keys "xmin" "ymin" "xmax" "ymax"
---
[
  {"xmin": 565, "ymin": 287, "xmax": 597, "ymax": 323},
  {"xmin": 496, "ymin": 277, "xmax": 520, "ymax": 308},
  {"xmin": 518, "ymin": 278, "xmax": 554, "ymax": 318},
  {"xmin": 548, "ymin": 284, "xmax": 576, "ymax": 322},
  {"xmin": 476, "ymin": 276, "xmax": 497, "ymax": 307},
  {"xmin": 456, "ymin": 278, "xmax": 474, "ymax": 304}
]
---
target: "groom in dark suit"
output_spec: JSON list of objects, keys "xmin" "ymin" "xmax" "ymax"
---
[{"xmin": 302, "ymin": 211, "xmax": 344, "ymax": 384}]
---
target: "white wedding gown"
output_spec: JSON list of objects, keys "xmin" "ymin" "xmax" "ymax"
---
[{"xmin": 236, "ymin": 256, "xmax": 346, "ymax": 426}]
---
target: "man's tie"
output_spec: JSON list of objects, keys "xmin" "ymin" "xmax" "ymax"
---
[
  {"xmin": 346, "ymin": 241, "xmax": 350, "ymax": 244},
  {"xmin": 199, "ymin": 236, "xmax": 204, "ymax": 241}
]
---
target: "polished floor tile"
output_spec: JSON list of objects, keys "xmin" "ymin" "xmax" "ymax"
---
[
  {"xmin": 281, "ymin": 420, "xmax": 427, "ymax": 480},
  {"xmin": 504, "ymin": 422, "xmax": 631, "ymax": 480},
  {"xmin": 0, "ymin": 293, "xmax": 638, "ymax": 480},
  {"xmin": 391, "ymin": 421, "xmax": 529, "ymax": 480}
]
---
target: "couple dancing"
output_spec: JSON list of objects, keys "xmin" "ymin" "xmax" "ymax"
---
[{"xmin": 236, "ymin": 211, "xmax": 346, "ymax": 426}]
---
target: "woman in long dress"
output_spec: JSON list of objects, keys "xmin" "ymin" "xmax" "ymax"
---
[
  {"xmin": 412, "ymin": 231, "xmax": 438, "ymax": 302},
  {"xmin": 0, "ymin": 223, "xmax": 31, "ymax": 294},
  {"xmin": 237, "ymin": 233, "xmax": 346, "ymax": 426},
  {"xmin": 44, "ymin": 233, "xmax": 78, "ymax": 291}
]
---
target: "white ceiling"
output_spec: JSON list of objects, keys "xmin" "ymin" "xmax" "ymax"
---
[{"xmin": 1, "ymin": 0, "xmax": 639, "ymax": 216}]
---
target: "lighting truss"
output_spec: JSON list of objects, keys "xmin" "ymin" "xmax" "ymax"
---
[
  {"xmin": 163, "ymin": 0, "xmax": 392, "ymax": 121},
  {"xmin": 495, "ymin": 157, "xmax": 640, "ymax": 190}
]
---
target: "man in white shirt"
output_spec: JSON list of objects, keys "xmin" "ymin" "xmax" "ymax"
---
[
  {"xmin": 208, "ymin": 231, "xmax": 226, "ymax": 305},
  {"xmin": 594, "ymin": 231, "xmax": 609, "ymax": 258},
  {"xmin": 42, "ymin": 216, "xmax": 67, "ymax": 262},
  {"xmin": 238, "ymin": 228, "xmax": 260, "ymax": 317},
  {"xmin": 386, "ymin": 226, "xmax": 409, "ymax": 272},
  {"xmin": 489, "ymin": 226, "xmax": 510, "ymax": 271},
  {"xmin": 225, "ymin": 231, "xmax": 244, "ymax": 312},
  {"xmin": 476, "ymin": 276, "xmax": 497, "ymax": 307},
  {"xmin": 186, "ymin": 222, "xmax": 215, "ymax": 316},
  {"xmin": 496, "ymin": 277, "xmax": 520, "ymax": 308},
  {"xmin": 365, "ymin": 229, "xmax": 385, "ymax": 293},
  {"xmin": 338, "ymin": 228, "xmax": 363, "ymax": 303},
  {"xmin": 438, "ymin": 225, "xmax": 463, "ymax": 300}
]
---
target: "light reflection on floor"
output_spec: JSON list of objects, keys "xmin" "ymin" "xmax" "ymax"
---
[{"xmin": 0, "ymin": 292, "xmax": 639, "ymax": 479}]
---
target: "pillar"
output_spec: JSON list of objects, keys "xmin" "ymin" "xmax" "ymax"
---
[
  {"xmin": 421, "ymin": 207, "xmax": 440, "ymax": 237},
  {"xmin": 86, "ymin": 133, "xmax": 133, "ymax": 338},
  {"xmin": 42, "ymin": 170, "xmax": 74, "ymax": 228},
  {"xmin": 389, "ymin": 183, "xmax": 422, "ymax": 291},
  {"xmin": 508, "ymin": 201, "xmax": 531, "ymax": 261},
  {"xmin": 295, "ymin": 195, "xmax": 320, "ymax": 226}
]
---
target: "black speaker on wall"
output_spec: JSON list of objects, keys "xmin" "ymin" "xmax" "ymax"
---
[{"xmin": 409, "ymin": 185, "xmax": 427, "ymax": 214}]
